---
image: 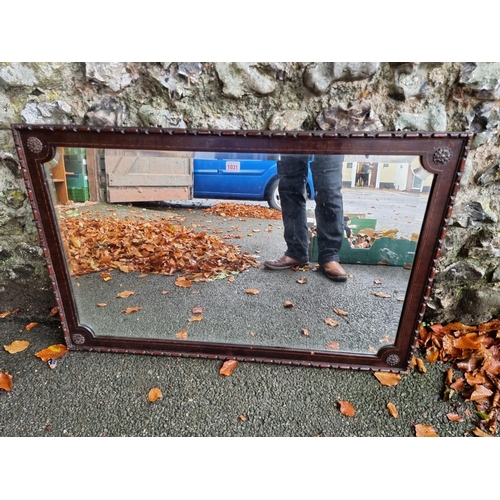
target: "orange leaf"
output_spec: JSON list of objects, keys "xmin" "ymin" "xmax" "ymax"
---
[
  {"xmin": 188, "ymin": 316, "xmax": 203, "ymax": 322},
  {"xmin": 415, "ymin": 358, "xmax": 427, "ymax": 374},
  {"xmin": 220, "ymin": 359, "xmax": 238, "ymax": 376},
  {"xmin": 387, "ymin": 402, "xmax": 399, "ymax": 418},
  {"xmin": 446, "ymin": 413, "xmax": 463, "ymax": 422},
  {"xmin": 25, "ymin": 322, "xmax": 38, "ymax": 331},
  {"xmin": 175, "ymin": 328, "xmax": 187, "ymax": 340},
  {"xmin": 472, "ymin": 427, "xmax": 494, "ymax": 437},
  {"xmin": 122, "ymin": 306, "xmax": 142, "ymax": 314},
  {"xmin": 374, "ymin": 372, "xmax": 402, "ymax": 387},
  {"xmin": 238, "ymin": 414, "xmax": 248, "ymax": 421},
  {"xmin": 0, "ymin": 311, "xmax": 11, "ymax": 318},
  {"xmin": 327, "ymin": 341, "xmax": 340, "ymax": 350},
  {"xmin": 49, "ymin": 307, "xmax": 59, "ymax": 317},
  {"xmin": 338, "ymin": 400, "xmax": 356, "ymax": 417},
  {"xmin": 284, "ymin": 301, "xmax": 294, "ymax": 308},
  {"xmin": 296, "ymin": 278, "xmax": 307, "ymax": 284},
  {"xmin": 116, "ymin": 290, "xmax": 135, "ymax": 298},
  {"xmin": 4, "ymin": 340, "xmax": 30, "ymax": 354},
  {"xmin": 35, "ymin": 344, "xmax": 69, "ymax": 362},
  {"xmin": 445, "ymin": 367, "xmax": 453, "ymax": 386},
  {"xmin": 0, "ymin": 371, "xmax": 13, "ymax": 391},
  {"xmin": 333, "ymin": 308, "xmax": 349, "ymax": 317},
  {"xmin": 100, "ymin": 272, "xmax": 112, "ymax": 281},
  {"xmin": 302, "ymin": 328, "xmax": 310, "ymax": 336},
  {"xmin": 374, "ymin": 279, "xmax": 383, "ymax": 284},
  {"xmin": 324, "ymin": 318, "xmax": 339, "ymax": 327},
  {"xmin": 414, "ymin": 424, "xmax": 439, "ymax": 437},
  {"xmin": 373, "ymin": 292, "xmax": 391, "ymax": 298},
  {"xmin": 426, "ymin": 346, "xmax": 439, "ymax": 364},
  {"xmin": 148, "ymin": 388, "xmax": 162, "ymax": 402},
  {"xmin": 191, "ymin": 307, "xmax": 204, "ymax": 314},
  {"xmin": 175, "ymin": 277, "xmax": 192, "ymax": 288},
  {"xmin": 97, "ymin": 303, "xmax": 107, "ymax": 307},
  {"xmin": 468, "ymin": 385, "xmax": 493, "ymax": 401},
  {"xmin": 246, "ymin": 289, "xmax": 260, "ymax": 295}
]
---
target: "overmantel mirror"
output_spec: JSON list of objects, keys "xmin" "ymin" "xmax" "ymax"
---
[{"xmin": 11, "ymin": 124, "xmax": 473, "ymax": 371}]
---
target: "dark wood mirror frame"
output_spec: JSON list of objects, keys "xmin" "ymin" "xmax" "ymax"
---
[{"xmin": 11, "ymin": 124, "xmax": 473, "ymax": 371}]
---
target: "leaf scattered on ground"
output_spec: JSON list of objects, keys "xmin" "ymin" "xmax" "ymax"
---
[
  {"xmin": 338, "ymin": 400, "xmax": 355, "ymax": 417},
  {"xmin": 122, "ymin": 306, "xmax": 142, "ymax": 314},
  {"xmin": 148, "ymin": 388, "xmax": 162, "ymax": 402},
  {"xmin": 302, "ymin": 328, "xmax": 310, "ymax": 336},
  {"xmin": 4, "ymin": 340, "xmax": 30, "ymax": 354},
  {"xmin": 324, "ymin": 318, "xmax": 339, "ymax": 327},
  {"xmin": 415, "ymin": 358, "xmax": 427, "ymax": 373},
  {"xmin": 0, "ymin": 311, "xmax": 11, "ymax": 318},
  {"xmin": 97, "ymin": 303, "xmax": 107, "ymax": 307},
  {"xmin": 374, "ymin": 372, "xmax": 402, "ymax": 387},
  {"xmin": 333, "ymin": 308, "xmax": 349, "ymax": 317},
  {"xmin": 49, "ymin": 307, "xmax": 59, "ymax": 317},
  {"xmin": 175, "ymin": 328, "xmax": 188, "ymax": 340},
  {"xmin": 373, "ymin": 292, "xmax": 391, "ymax": 298},
  {"xmin": 188, "ymin": 316, "xmax": 203, "ymax": 323},
  {"xmin": 220, "ymin": 359, "xmax": 238, "ymax": 376},
  {"xmin": 35, "ymin": 344, "xmax": 68, "ymax": 362},
  {"xmin": 116, "ymin": 290, "xmax": 135, "ymax": 298},
  {"xmin": 0, "ymin": 372, "xmax": 13, "ymax": 391},
  {"xmin": 284, "ymin": 301, "xmax": 294, "ymax": 308},
  {"xmin": 414, "ymin": 423, "xmax": 439, "ymax": 437},
  {"xmin": 296, "ymin": 278, "xmax": 307, "ymax": 284},
  {"xmin": 246, "ymin": 289, "xmax": 260, "ymax": 295},
  {"xmin": 446, "ymin": 413, "xmax": 463, "ymax": 422},
  {"xmin": 387, "ymin": 402, "xmax": 399, "ymax": 418},
  {"xmin": 204, "ymin": 202, "xmax": 282, "ymax": 220},
  {"xmin": 25, "ymin": 322, "xmax": 38, "ymax": 331},
  {"xmin": 327, "ymin": 341, "xmax": 340, "ymax": 350},
  {"xmin": 191, "ymin": 307, "xmax": 203, "ymax": 314},
  {"xmin": 238, "ymin": 414, "xmax": 248, "ymax": 421}
]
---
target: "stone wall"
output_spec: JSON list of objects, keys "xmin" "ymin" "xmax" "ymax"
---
[{"xmin": 1, "ymin": 62, "xmax": 499, "ymax": 323}]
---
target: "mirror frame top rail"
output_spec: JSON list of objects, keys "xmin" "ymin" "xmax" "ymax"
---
[{"xmin": 11, "ymin": 124, "xmax": 473, "ymax": 371}]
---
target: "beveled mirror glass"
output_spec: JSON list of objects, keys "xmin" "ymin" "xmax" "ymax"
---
[{"xmin": 11, "ymin": 125, "xmax": 473, "ymax": 371}]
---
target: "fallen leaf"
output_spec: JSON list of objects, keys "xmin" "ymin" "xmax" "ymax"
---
[
  {"xmin": 49, "ymin": 307, "xmax": 59, "ymax": 317},
  {"xmin": 374, "ymin": 372, "xmax": 402, "ymax": 386},
  {"xmin": 191, "ymin": 307, "xmax": 204, "ymax": 314},
  {"xmin": 374, "ymin": 279, "xmax": 383, "ymax": 285},
  {"xmin": 0, "ymin": 372, "xmax": 13, "ymax": 391},
  {"xmin": 249, "ymin": 331, "xmax": 256, "ymax": 337},
  {"xmin": 4, "ymin": 340, "xmax": 30, "ymax": 354},
  {"xmin": 387, "ymin": 402, "xmax": 399, "ymax": 418},
  {"xmin": 97, "ymin": 303, "xmax": 107, "ymax": 307},
  {"xmin": 284, "ymin": 301, "xmax": 294, "ymax": 308},
  {"xmin": 148, "ymin": 388, "xmax": 162, "ymax": 402},
  {"xmin": 333, "ymin": 308, "xmax": 349, "ymax": 317},
  {"xmin": 220, "ymin": 359, "xmax": 238, "ymax": 376},
  {"xmin": 426, "ymin": 346, "xmax": 439, "ymax": 363},
  {"xmin": 138, "ymin": 273, "xmax": 148, "ymax": 278},
  {"xmin": 414, "ymin": 424, "xmax": 439, "ymax": 437},
  {"xmin": 302, "ymin": 328, "xmax": 310, "ymax": 337},
  {"xmin": 117, "ymin": 290, "xmax": 135, "ymax": 298},
  {"xmin": 409, "ymin": 356, "xmax": 417, "ymax": 369},
  {"xmin": 468, "ymin": 385, "xmax": 493, "ymax": 401},
  {"xmin": 446, "ymin": 413, "xmax": 463, "ymax": 422},
  {"xmin": 100, "ymin": 272, "xmax": 112, "ymax": 281},
  {"xmin": 338, "ymin": 400, "xmax": 355, "ymax": 417},
  {"xmin": 175, "ymin": 277, "xmax": 192, "ymax": 288},
  {"xmin": 296, "ymin": 278, "xmax": 307, "ymax": 284},
  {"xmin": 415, "ymin": 358, "xmax": 427, "ymax": 373},
  {"xmin": 324, "ymin": 318, "xmax": 339, "ymax": 327},
  {"xmin": 35, "ymin": 344, "xmax": 69, "ymax": 362},
  {"xmin": 472, "ymin": 427, "xmax": 494, "ymax": 437},
  {"xmin": 122, "ymin": 306, "xmax": 142, "ymax": 314},
  {"xmin": 327, "ymin": 341, "xmax": 340, "ymax": 350},
  {"xmin": 238, "ymin": 415, "xmax": 248, "ymax": 421},
  {"xmin": 445, "ymin": 367, "xmax": 453, "ymax": 386},
  {"xmin": 25, "ymin": 322, "xmax": 38, "ymax": 331},
  {"xmin": 0, "ymin": 311, "xmax": 11, "ymax": 318},
  {"xmin": 246, "ymin": 289, "xmax": 260, "ymax": 295},
  {"xmin": 373, "ymin": 292, "xmax": 391, "ymax": 298},
  {"xmin": 188, "ymin": 316, "xmax": 203, "ymax": 322},
  {"xmin": 175, "ymin": 328, "xmax": 188, "ymax": 339},
  {"xmin": 161, "ymin": 291, "xmax": 170, "ymax": 295}
]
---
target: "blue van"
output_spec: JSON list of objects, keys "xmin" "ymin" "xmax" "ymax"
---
[{"xmin": 193, "ymin": 153, "xmax": 315, "ymax": 210}]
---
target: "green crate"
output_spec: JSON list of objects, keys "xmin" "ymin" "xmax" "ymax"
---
[
  {"xmin": 66, "ymin": 173, "xmax": 89, "ymax": 189},
  {"xmin": 348, "ymin": 216, "xmax": 377, "ymax": 235},
  {"xmin": 67, "ymin": 187, "xmax": 90, "ymax": 202}
]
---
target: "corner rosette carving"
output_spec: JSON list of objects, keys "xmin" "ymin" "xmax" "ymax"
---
[
  {"xmin": 385, "ymin": 354, "xmax": 400, "ymax": 366},
  {"xmin": 72, "ymin": 333, "xmax": 85, "ymax": 345},
  {"xmin": 432, "ymin": 147, "xmax": 452, "ymax": 165},
  {"xmin": 26, "ymin": 137, "xmax": 44, "ymax": 154}
]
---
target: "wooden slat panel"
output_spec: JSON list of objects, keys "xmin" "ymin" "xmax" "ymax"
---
[
  {"xmin": 108, "ymin": 173, "xmax": 192, "ymax": 187},
  {"xmin": 86, "ymin": 148, "xmax": 100, "ymax": 202},
  {"xmin": 107, "ymin": 187, "xmax": 192, "ymax": 203}
]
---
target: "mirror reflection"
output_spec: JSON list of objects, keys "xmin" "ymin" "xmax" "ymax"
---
[{"xmin": 43, "ymin": 148, "xmax": 432, "ymax": 355}]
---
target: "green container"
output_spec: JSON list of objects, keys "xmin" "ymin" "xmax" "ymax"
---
[
  {"xmin": 349, "ymin": 217, "xmax": 377, "ymax": 235},
  {"xmin": 66, "ymin": 173, "xmax": 89, "ymax": 189},
  {"xmin": 67, "ymin": 187, "xmax": 90, "ymax": 202},
  {"xmin": 65, "ymin": 158, "xmax": 87, "ymax": 175}
]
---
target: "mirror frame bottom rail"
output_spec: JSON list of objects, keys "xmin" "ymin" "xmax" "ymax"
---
[{"xmin": 11, "ymin": 124, "xmax": 473, "ymax": 372}]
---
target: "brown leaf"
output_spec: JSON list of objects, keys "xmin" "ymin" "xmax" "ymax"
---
[
  {"xmin": 220, "ymin": 359, "xmax": 238, "ymax": 376},
  {"xmin": 175, "ymin": 328, "xmax": 188, "ymax": 340},
  {"xmin": 415, "ymin": 358, "xmax": 427, "ymax": 373},
  {"xmin": 446, "ymin": 413, "xmax": 463, "ymax": 422},
  {"xmin": 100, "ymin": 272, "xmax": 112, "ymax": 281},
  {"xmin": 246, "ymin": 289, "xmax": 260, "ymax": 295},
  {"xmin": 472, "ymin": 427, "xmax": 495, "ymax": 437},
  {"xmin": 0, "ymin": 311, "xmax": 11, "ymax": 318},
  {"xmin": 333, "ymin": 308, "xmax": 349, "ymax": 317},
  {"xmin": 191, "ymin": 307, "xmax": 204, "ymax": 314},
  {"xmin": 116, "ymin": 290, "xmax": 135, "ymax": 298},
  {"xmin": 25, "ymin": 322, "xmax": 38, "ymax": 331},
  {"xmin": 284, "ymin": 301, "xmax": 294, "ymax": 308},
  {"xmin": 426, "ymin": 346, "xmax": 439, "ymax": 363},
  {"xmin": 0, "ymin": 371, "xmax": 13, "ymax": 391},
  {"xmin": 138, "ymin": 273, "xmax": 148, "ymax": 278},
  {"xmin": 296, "ymin": 278, "xmax": 307, "ymax": 284},
  {"xmin": 387, "ymin": 402, "xmax": 399, "ymax": 418},
  {"xmin": 327, "ymin": 341, "xmax": 340, "ymax": 350},
  {"xmin": 414, "ymin": 423, "xmax": 439, "ymax": 437},
  {"xmin": 468, "ymin": 385, "xmax": 493, "ymax": 401},
  {"xmin": 35, "ymin": 344, "xmax": 69, "ymax": 362},
  {"xmin": 302, "ymin": 328, "xmax": 310, "ymax": 337},
  {"xmin": 148, "ymin": 387, "xmax": 162, "ymax": 402},
  {"xmin": 238, "ymin": 414, "xmax": 248, "ymax": 421},
  {"xmin": 450, "ymin": 378, "xmax": 466, "ymax": 391},
  {"xmin": 161, "ymin": 291, "xmax": 170, "ymax": 295},
  {"xmin": 4, "ymin": 340, "xmax": 30, "ymax": 354},
  {"xmin": 324, "ymin": 318, "xmax": 339, "ymax": 327},
  {"xmin": 373, "ymin": 292, "xmax": 391, "ymax": 298},
  {"xmin": 49, "ymin": 307, "xmax": 59, "ymax": 317},
  {"xmin": 338, "ymin": 400, "xmax": 356, "ymax": 417},
  {"xmin": 374, "ymin": 279, "xmax": 383, "ymax": 284},
  {"xmin": 445, "ymin": 367, "xmax": 454, "ymax": 386},
  {"xmin": 97, "ymin": 303, "xmax": 107, "ymax": 307},
  {"xmin": 122, "ymin": 306, "xmax": 142, "ymax": 314},
  {"xmin": 175, "ymin": 277, "xmax": 192, "ymax": 288},
  {"xmin": 188, "ymin": 316, "xmax": 203, "ymax": 323},
  {"xmin": 374, "ymin": 372, "xmax": 402, "ymax": 386}
]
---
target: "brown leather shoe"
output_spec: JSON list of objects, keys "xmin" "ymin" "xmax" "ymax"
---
[
  {"xmin": 322, "ymin": 261, "xmax": 348, "ymax": 282},
  {"xmin": 264, "ymin": 255, "xmax": 308, "ymax": 270}
]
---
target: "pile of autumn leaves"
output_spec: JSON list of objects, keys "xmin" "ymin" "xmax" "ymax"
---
[
  {"xmin": 59, "ymin": 211, "xmax": 260, "ymax": 279},
  {"xmin": 417, "ymin": 319, "xmax": 500, "ymax": 436}
]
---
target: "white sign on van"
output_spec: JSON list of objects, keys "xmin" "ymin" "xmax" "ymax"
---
[{"xmin": 225, "ymin": 161, "xmax": 240, "ymax": 172}]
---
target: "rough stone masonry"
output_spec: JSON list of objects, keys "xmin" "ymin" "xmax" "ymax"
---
[{"xmin": 1, "ymin": 62, "xmax": 499, "ymax": 323}]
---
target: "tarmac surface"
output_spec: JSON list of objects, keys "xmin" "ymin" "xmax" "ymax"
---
[{"xmin": 0, "ymin": 191, "xmax": 484, "ymax": 437}]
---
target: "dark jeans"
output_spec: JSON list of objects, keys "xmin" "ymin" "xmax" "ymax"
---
[{"xmin": 277, "ymin": 154, "xmax": 344, "ymax": 265}]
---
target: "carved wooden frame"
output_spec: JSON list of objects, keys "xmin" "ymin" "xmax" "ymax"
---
[{"xmin": 11, "ymin": 124, "xmax": 473, "ymax": 371}]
